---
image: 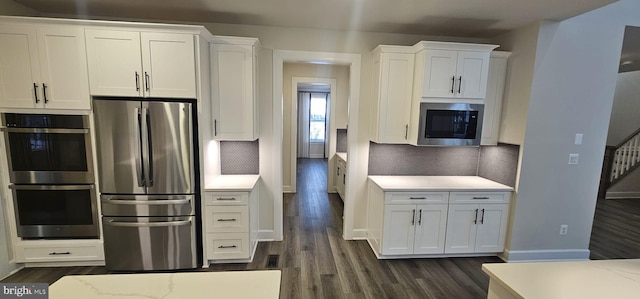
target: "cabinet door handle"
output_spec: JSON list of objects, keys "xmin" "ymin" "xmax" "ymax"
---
[
  {"xmin": 343, "ymin": 173, "xmax": 346, "ymax": 184},
  {"xmin": 411, "ymin": 209, "xmax": 416, "ymax": 225},
  {"xmin": 217, "ymin": 218, "xmax": 237, "ymax": 222},
  {"xmin": 418, "ymin": 209, "xmax": 423, "ymax": 225},
  {"xmin": 404, "ymin": 124, "xmax": 408, "ymax": 140},
  {"xmin": 145, "ymin": 72, "xmax": 150, "ymax": 92},
  {"xmin": 33, "ymin": 83, "xmax": 39, "ymax": 103},
  {"xmin": 42, "ymin": 83, "xmax": 48, "ymax": 103},
  {"xmin": 474, "ymin": 208, "xmax": 479, "ymax": 224},
  {"xmin": 450, "ymin": 76, "xmax": 455, "ymax": 93},
  {"xmin": 135, "ymin": 72, "xmax": 140, "ymax": 91},
  {"xmin": 49, "ymin": 251, "xmax": 71, "ymax": 255},
  {"xmin": 218, "ymin": 245, "xmax": 237, "ymax": 249},
  {"xmin": 214, "ymin": 119, "xmax": 218, "ymax": 136},
  {"xmin": 337, "ymin": 167, "xmax": 339, "ymax": 176},
  {"xmin": 473, "ymin": 197, "xmax": 490, "ymax": 200},
  {"xmin": 480, "ymin": 208, "xmax": 485, "ymax": 224},
  {"xmin": 216, "ymin": 197, "xmax": 236, "ymax": 201},
  {"xmin": 409, "ymin": 197, "xmax": 426, "ymax": 200},
  {"xmin": 457, "ymin": 76, "xmax": 462, "ymax": 94}
]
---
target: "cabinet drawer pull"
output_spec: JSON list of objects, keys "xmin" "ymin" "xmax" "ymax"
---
[
  {"xmin": 473, "ymin": 197, "xmax": 490, "ymax": 200},
  {"xmin": 474, "ymin": 209, "xmax": 479, "ymax": 224},
  {"xmin": 218, "ymin": 245, "xmax": 237, "ymax": 249},
  {"xmin": 216, "ymin": 197, "xmax": 236, "ymax": 201},
  {"xmin": 409, "ymin": 197, "xmax": 426, "ymax": 200},
  {"xmin": 217, "ymin": 218, "xmax": 237, "ymax": 222},
  {"xmin": 49, "ymin": 251, "xmax": 71, "ymax": 255}
]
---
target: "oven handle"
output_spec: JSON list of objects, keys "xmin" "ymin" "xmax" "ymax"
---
[
  {"xmin": 0, "ymin": 128, "xmax": 89, "ymax": 134},
  {"xmin": 107, "ymin": 220, "xmax": 191, "ymax": 227},
  {"xmin": 103, "ymin": 198, "xmax": 191, "ymax": 205},
  {"xmin": 9, "ymin": 184, "xmax": 94, "ymax": 191}
]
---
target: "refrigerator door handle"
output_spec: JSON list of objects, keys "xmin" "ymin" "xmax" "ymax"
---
[
  {"xmin": 135, "ymin": 107, "xmax": 145, "ymax": 187},
  {"xmin": 145, "ymin": 107, "xmax": 154, "ymax": 187},
  {"xmin": 107, "ymin": 220, "xmax": 191, "ymax": 227}
]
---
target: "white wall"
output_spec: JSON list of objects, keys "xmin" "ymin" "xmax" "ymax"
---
[
  {"xmin": 607, "ymin": 71, "xmax": 640, "ymax": 146},
  {"xmin": 499, "ymin": 0, "xmax": 640, "ymax": 261}
]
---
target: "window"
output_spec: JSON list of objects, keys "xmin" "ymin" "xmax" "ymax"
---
[{"xmin": 309, "ymin": 93, "xmax": 327, "ymax": 142}]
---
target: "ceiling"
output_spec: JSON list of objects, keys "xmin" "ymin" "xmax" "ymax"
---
[{"xmin": 14, "ymin": 0, "xmax": 618, "ymax": 38}]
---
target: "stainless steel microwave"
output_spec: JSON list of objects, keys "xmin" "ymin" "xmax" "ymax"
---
[{"xmin": 417, "ymin": 102, "xmax": 484, "ymax": 146}]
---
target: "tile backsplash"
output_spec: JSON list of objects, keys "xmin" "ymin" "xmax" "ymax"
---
[
  {"xmin": 336, "ymin": 129, "xmax": 347, "ymax": 153},
  {"xmin": 368, "ymin": 142, "xmax": 520, "ymax": 187},
  {"xmin": 220, "ymin": 140, "xmax": 259, "ymax": 175}
]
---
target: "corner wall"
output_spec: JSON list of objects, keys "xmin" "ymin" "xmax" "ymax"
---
[{"xmin": 499, "ymin": 0, "xmax": 640, "ymax": 262}]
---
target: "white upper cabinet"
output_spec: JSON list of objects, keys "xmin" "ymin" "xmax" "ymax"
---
[
  {"xmin": 481, "ymin": 52, "xmax": 510, "ymax": 145},
  {"xmin": 415, "ymin": 42, "xmax": 497, "ymax": 101},
  {"xmin": 210, "ymin": 39, "xmax": 259, "ymax": 140},
  {"xmin": 86, "ymin": 30, "xmax": 196, "ymax": 98},
  {"xmin": 370, "ymin": 46, "xmax": 414, "ymax": 144},
  {"xmin": 0, "ymin": 24, "xmax": 90, "ymax": 110}
]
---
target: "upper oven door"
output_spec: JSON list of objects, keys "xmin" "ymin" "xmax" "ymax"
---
[
  {"xmin": 1, "ymin": 114, "xmax": 94, "ymax": 184},
  {"xmin": 417, "ymin": 102, "xmax": 484, "ymax": 146}
]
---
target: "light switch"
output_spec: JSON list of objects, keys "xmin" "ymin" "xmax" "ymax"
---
[
  {"xmin": 575, "ymin": 134, "xmax": 583, "ymax": 145},
  {"xmin": 569, "ymin": 154, "xmax": 579, "ymax": 165}
]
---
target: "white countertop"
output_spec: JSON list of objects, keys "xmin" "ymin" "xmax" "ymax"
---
[
  {"xmin": 336, "ymin": 152, "xmax": 347, "ymax": 162},
  {"xmin": 50, "ymin": 270, "xmax": 281, "ymax": 299},
  {"xmin": 482, "ymin": 259, "xmax": 640, "ymax": 299},
  {"xmin": 368, "ymin": 176, "xmax": 513, "ymax": 191},
  {"xmin": 204, "ymin": 175, "xmax": 260, "ymax": 191}
]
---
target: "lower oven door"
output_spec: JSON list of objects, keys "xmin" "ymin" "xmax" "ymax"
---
[
  {"xmin": 11, "ymin": 184, "xmax": 99, "ymax": 239},
  {"xmin": 102, "ymin": 216, "xmax": 197, "ymax": 271}
]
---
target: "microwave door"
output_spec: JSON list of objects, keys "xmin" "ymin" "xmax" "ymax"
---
[
  {"xmin": 143, "ymin": 101, "xmax": 194, "ymax": 195},
  {"xmin": 94, "ymin": 99, "xmax": 146, "ymax": 194}
]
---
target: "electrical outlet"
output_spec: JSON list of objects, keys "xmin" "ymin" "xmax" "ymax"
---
[
  {"xmin": 560, "ymin": 224, "xmax": 568, "ymax": 235},
  {"xmin": 568, "ymin": 154, "xmax": 579, "ymax": 165}
]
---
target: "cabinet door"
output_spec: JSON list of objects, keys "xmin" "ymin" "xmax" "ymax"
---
[
  {"xmin": 210, "ymin": 43, "xmax": 256, "ymax": 140},
  {"xmin": 37, "ymin": 26, "xmax": 90, "ymax": 109},
  {"xmin": 444, "ymin": 204, "xmax": 478, "ymax": 254},
  {"xmin": 381, "ymin": 205, "xmax": 416, "ymax": 255},
  {"xmin": 422, "ymin": 49, "xmax": 457, "ymax": 98},
  {"xmin": 373, "ymin": 52, "xmax": 414, "ymax": 143},
  {"xmin": 456, "ymin": 51, "xmax": 490, "ymax": 99},
  {"xmin": 85, "ymin": 29, "xmax": 143, "ymax": 97},
  {"xmin": 0, "ymin": 25, "xmax": 40, "ymax": 109},
  {"xmin": 414, "ymin": 204, "xmax": 448, "ymax": 254},
  {"xmin": 474, "ymin": 204, "xmax": 509, "ymax": 253},
  {"xmin": 481, "ymin": 55, "xmax": 508, "ymax": 145},
  {"xmin": 140, "ymin": 32, "xmax": 196, "ymax": 98}
]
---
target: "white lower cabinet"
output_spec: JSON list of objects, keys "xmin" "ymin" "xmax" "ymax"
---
[
  {"xmin": 203, "ymin": 188, "xmax": 258, "ymax": 263},
  {"xmin": 14, "ymin": 241, "xmax": 104, "ymax": 263},
  {"xmin": 335, "ymin": 154, "xmax": 346, "ymax": 200},
  {"xmin": 367, "ymin": 179, "xmax": 511, "ymax": 258}
]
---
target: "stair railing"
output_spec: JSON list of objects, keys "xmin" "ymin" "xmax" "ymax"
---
[{"xmin": 610, "ymin": 127, "xmax": 640, "ymax": 184}]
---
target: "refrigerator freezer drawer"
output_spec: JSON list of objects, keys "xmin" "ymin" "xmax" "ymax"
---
[{"xmin": 102, "ymin": 216, "xmax": 197, "ymax": 271}]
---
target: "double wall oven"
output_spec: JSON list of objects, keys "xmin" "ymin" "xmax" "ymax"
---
[{"xmin": 2, "ymin": 113, "xmax": 99, "ymax": 239}]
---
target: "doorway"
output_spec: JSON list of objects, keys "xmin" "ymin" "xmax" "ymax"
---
[{"xmin": 297, "ymin": 88, "xmax": 330, "ymax": 159}]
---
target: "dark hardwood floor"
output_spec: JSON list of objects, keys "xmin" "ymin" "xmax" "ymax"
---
[{"xmin": 4, "ymin": 158, "xmax": 640, "ymax": 298}]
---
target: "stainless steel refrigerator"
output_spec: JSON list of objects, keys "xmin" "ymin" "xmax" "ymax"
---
[{"xmin": 93, "ymin": 98, "xmax": 199, "ymax": 271}]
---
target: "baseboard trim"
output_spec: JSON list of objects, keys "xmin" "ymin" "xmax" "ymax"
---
[
  {"xmin": 502, "ymin": 249, "xmax": 590, "ymax": 262},
  {"xmin": 282, "ymin": 186, "xmax": 295, "ymax": 193},
  {"xmin": 605, "ymin": 191, "xmax": 640, "ymax": 199},
  {"xmin": 258, "ymin": 230, "xmax": 279, "ymax": 241},
  {"xmin": 1, "ymin": 265, "xmax": 24, "ymax": 281},
  {"xmin": 350, "ymin": 229, "xmax": 367, "ymax": 240}
]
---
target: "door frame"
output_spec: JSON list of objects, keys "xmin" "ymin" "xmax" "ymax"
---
[
  {"xmin": 288, "ymin": 77, "xmax": 337, "ymax": 193},
  {"xmin": 273, "ymin": 50, "xmax": 361, "ymax": 240}
]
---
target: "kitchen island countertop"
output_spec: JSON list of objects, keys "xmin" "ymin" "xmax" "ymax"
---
[
  {"xmin": 204, "ymin": 175, "xmax": 259, "ymax": 191},
  {"xmin": 368, "ymin": 175, "xmax": 513, "ymax": 192}
]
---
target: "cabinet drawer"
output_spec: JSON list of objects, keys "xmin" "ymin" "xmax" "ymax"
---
[
  {"xmin": 205, "ymin": 206, "xmax": 249, "ymax": 233},
  {"xmin": 450, "ymin": 192, "xmax": 510, "ymax": 204},
  {"xmin": 204, "ymin": 192, "xmax": 248, "ymax": 206},
  {"xmin": 385, "ymin": 192, "xmax": 449, "ymax": 204},
  {"xmin": 206, "ymin": 233, "xmax": 250, "ymax": 260},
  {"xmin": 19, "ymin": 244, "xmax": 104, "ymax": 262}
]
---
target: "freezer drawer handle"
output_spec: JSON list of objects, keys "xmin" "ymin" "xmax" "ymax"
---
[
  {"xmin": 104, "ymin": 199, "xmax": 190, "ymax": 205},
  {"xmin": 216, "ymin": 197, "xmax": 237, "ymax": 201},
  {"xmin": 217, "ymin": 218, "xmax": 237, "ymax": 222},
  {"xmin": 49, "ymin": 251, "xmax": 71, "ymax": 255},
  {"xmin": 107, "ymin": 220, "xmax": 191, "ymax": 227},
  {"xmin": 472, "ymin": 197, "xmax": 490, "ymax": 200},
  {"xmin": 218, "ymin": 245, "xmax": 237, "ymax": 249}
]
